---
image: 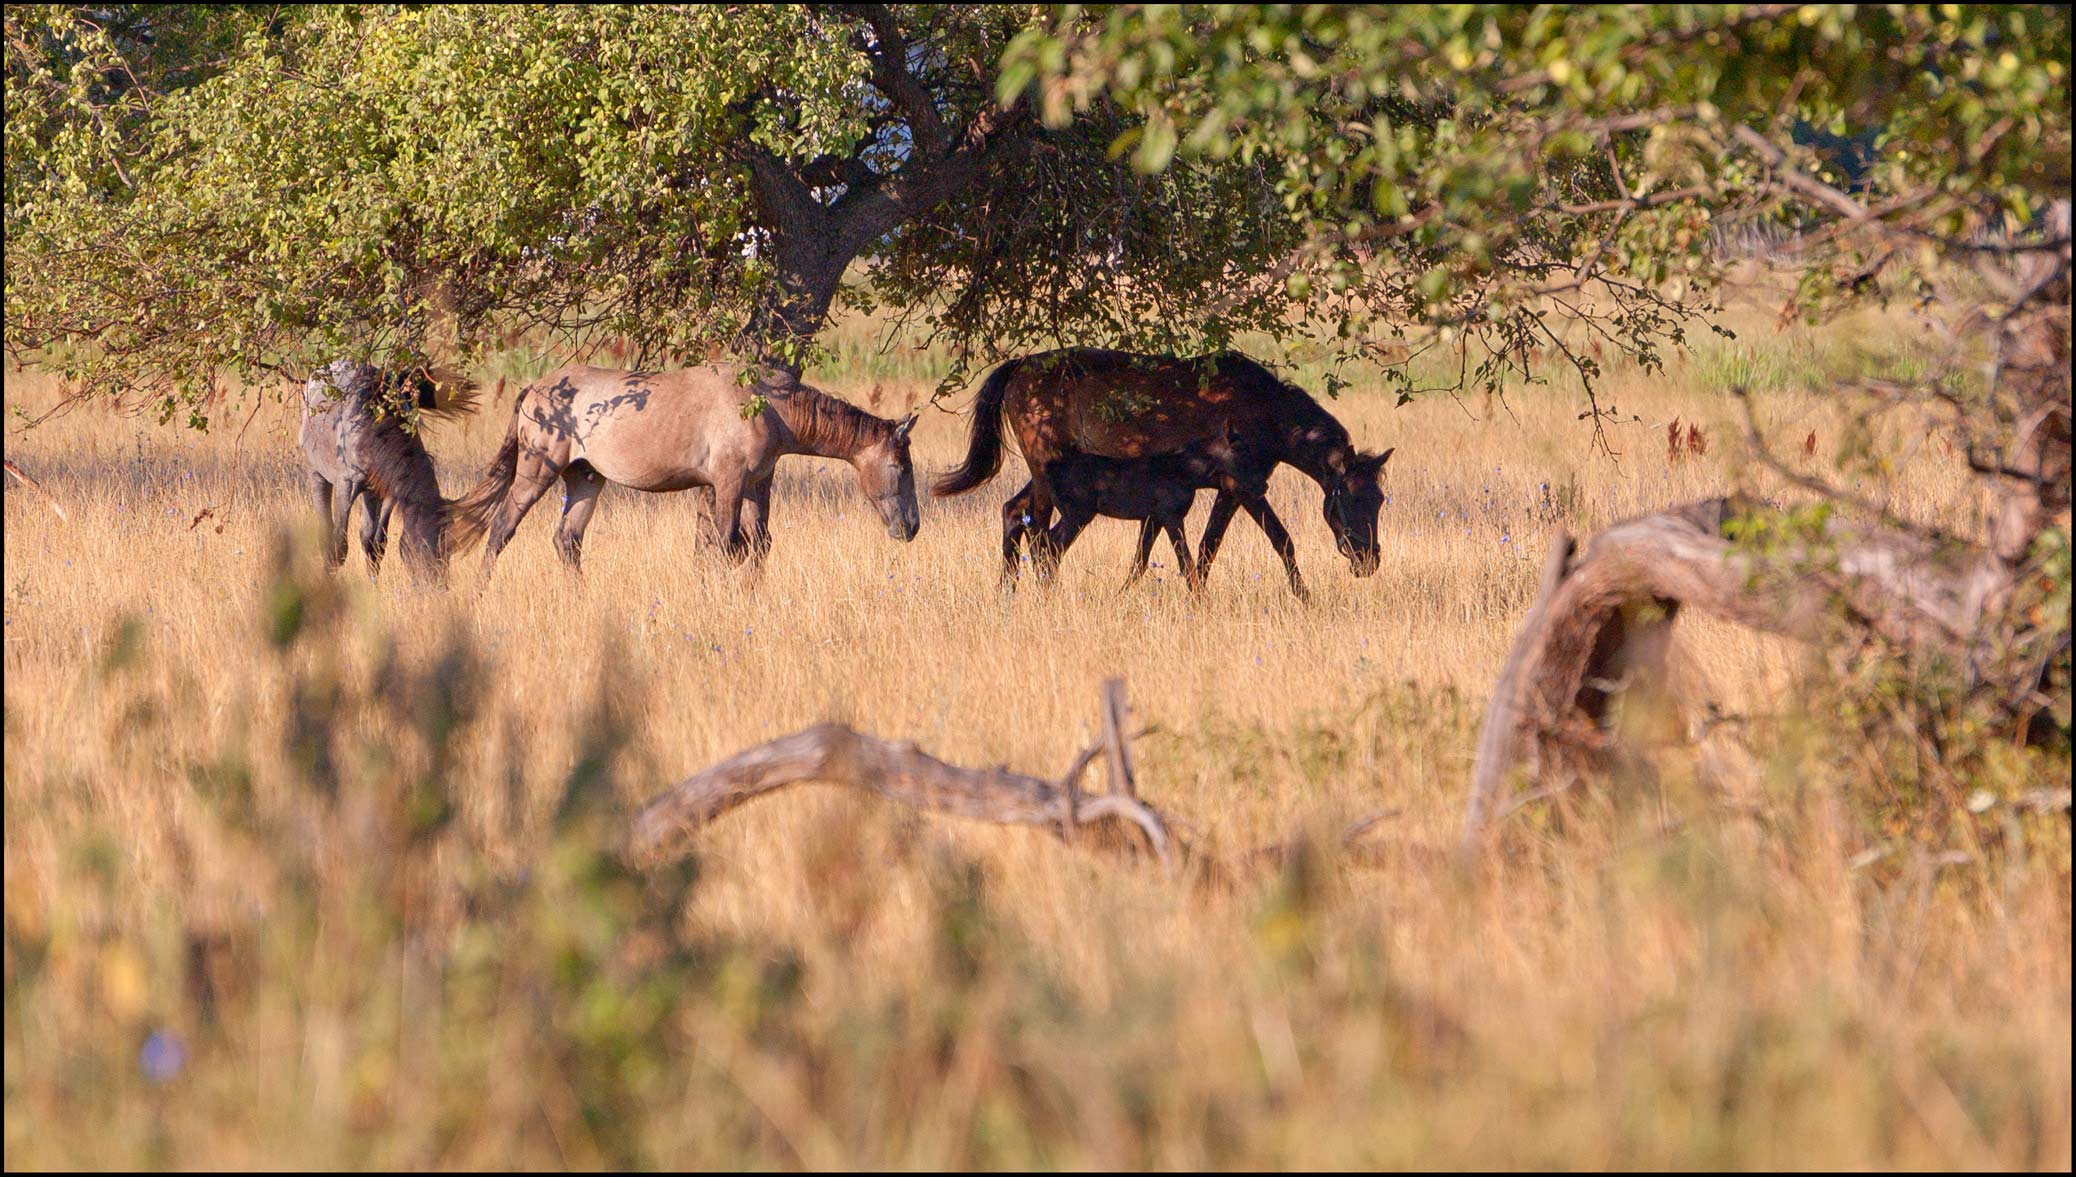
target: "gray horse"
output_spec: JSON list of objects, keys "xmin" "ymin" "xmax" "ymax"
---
[{"xmin": 298, "ymin": 359, "xmax": 472, "ymax": 577}]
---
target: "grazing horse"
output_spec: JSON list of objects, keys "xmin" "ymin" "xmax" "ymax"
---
[
  {"xmin": 299, "ymin": 359, "xmax": 472, "ymax": 578},
  {"xmin": 445, "ymin": 363, "xmax": 919, "ymax": 576},
  {"xmin": 1037, "ymin": 424, "xmax": 1280, "ymax": 591},
  {"xmin": 932, "ymin": 348, "xmax": 1392, "ymax": 595}
]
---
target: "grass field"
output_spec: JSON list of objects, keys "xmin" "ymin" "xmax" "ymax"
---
[{"xmin": 4, "ymin": 278, "xmax": 2070, "ymax": 1168}]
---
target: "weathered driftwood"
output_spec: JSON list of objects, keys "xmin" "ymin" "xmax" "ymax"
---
[
  {"xmin": 628, "ymin": 679, "xmax": 1405, "ymax": 881},
  {"xmin": 1462, "ymin": 495, "xmax": 2028, "ymax": 844},
  {"xmin": 629, "ymin": 680, "xmax": 1179, "ymax": 873}
]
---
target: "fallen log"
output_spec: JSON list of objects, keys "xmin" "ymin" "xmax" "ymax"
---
[
  {"xmin": 628, "ymin": 679, "xmax": 1404, "ymax": 881},
  {"xmin": 628, "ymin": 680, "xmax": 1179, "ymax": 873},
  {"xmin": 1462, "ymin": 494, "xmax": 2028, "ymax": 845}
]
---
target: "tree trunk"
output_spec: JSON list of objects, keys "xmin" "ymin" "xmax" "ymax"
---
[
  {"xmin": 740, "ymin": 92, "xmax": 1029, "ymax": 376},
  {"xmin": 1462, "ymin": 496, "xmax": 2035, "ymax": 844}
]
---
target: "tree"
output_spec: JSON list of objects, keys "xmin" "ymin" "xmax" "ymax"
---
[
  {"xmin": 4, "ymin": 3, "xmax": 1320, "ymax": 422},
  {"xmin": 1004, "ymin": 4, "xmax": 2071, "ymax": 837},
  {"xmin": 11, "ymin": 3, "xmax": 1891, "ymax": 425}
]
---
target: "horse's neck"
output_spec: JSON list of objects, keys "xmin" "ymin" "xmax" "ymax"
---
[
  {"xmin": 1278, "ymin": 409, "xmax": 1354, "ymax": 487},
  {"xmin": 771, "ymin": 390, "xmax": 881, "ymax": 462}
]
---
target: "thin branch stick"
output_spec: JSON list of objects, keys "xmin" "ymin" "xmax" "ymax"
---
[
  {"xmin": 3, "ymin": 458, "xmax": 69, "ymax": 520},
  {"xmin": 1100, "ymin": 677, "xmax": 1136, "ymax": 799},
  {"xmin": 1731, "ymin": 383, "xmax": 1948, "ymax": 544}
]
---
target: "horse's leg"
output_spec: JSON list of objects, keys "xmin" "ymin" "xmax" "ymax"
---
[
  {"xmin": 1237, "ymin": 494, "xmax": 1311, "ymax": 602},
  {"xmin": 1024, "ymin": 483, "xmax": 1065, "ymax": 582},
  {"xmin": 709, "ymin": 472, "xmax": 751, "ymax": 566},
  {"xmin": 1163, "ymin": 517, "xmax": 1197, "ymax": 585},
  {"xmin": 999, "ymin": 481, "xmax": 1036, "ymax": 587},
  {"xmin": 740, "ymin": 476, "xmax": 774, "ymax": 564},
  {"xmin": 1122, "ymin": 518, "xmax": 1161, "ymax": 588},
  {"xmin": 1190, "ymin": 491, "xmax": 1242, "ymax": 591},
  {"xmin": 689, "ymin": 484, "xmax": 719, "ymax": 550},
  {"xmin": 330, "ymin": 478, "xmax": 362, "ymax": 570},
  {"xmin": 308, "ymin": 473, "xmax": 341, "ymax": 569},
  {"xmin": 1039, "ymin": 502, "xmax": 1094, "ymax": 580},
  {"xmin": 358, "ymin": 489, "xmax": 390, "ymax": 576},
  {"xmin": 481, "ymin": 454, "xmax": 558, "ymax": 577},
  {"xmin": 554, "ymin": 461, "xmax": 605, "ymax": 571}
]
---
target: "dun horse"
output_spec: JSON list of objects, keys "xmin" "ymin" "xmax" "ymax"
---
[
  {"xmin": 933, "ymin": 349, "xmax": 1392, "ymax": 596},
  {"xmin": 299, "ymin": 359, "xmax": 473, "ymax": 578},
  {"xmin": 446, "ymin": 363, "xmax": 919, "ymax": 576}
]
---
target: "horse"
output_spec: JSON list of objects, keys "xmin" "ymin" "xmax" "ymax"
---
[
  {"xmin": 298, "ymin": 359, "xmax": 474, "ymax": 578},
  {"xmin": 444, "ymin": 363, "xmax": 919, "ymax": 577},
  {"xmin": 931, "ymin": 348, "xmax": 1392, "ymax": 595},
  {"xmin": 1036, "ymin": 423, "xmax": 1285, "ymax": 592}
]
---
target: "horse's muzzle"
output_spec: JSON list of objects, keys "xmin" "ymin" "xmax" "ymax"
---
[
  {"xmin": 1349, "ymin": 549, "xmax": 1381, "ymax": 577},
  {"xmin": 890, "ymin": 515, "xmax": 920, "ymax": 542}
]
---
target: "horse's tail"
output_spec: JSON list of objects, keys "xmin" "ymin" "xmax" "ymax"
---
[
  {"xmin": 444, "ymin": 405, "xmax": 521, "ymax": 557},
  {"xmin": 931, "ymin": 357, "xmax": 1023, "ymax": 497}
]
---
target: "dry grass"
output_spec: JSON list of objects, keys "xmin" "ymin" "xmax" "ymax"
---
[{"xmin": 4, "ymin": 282, "xmax": 2069, "ymax": 1169}]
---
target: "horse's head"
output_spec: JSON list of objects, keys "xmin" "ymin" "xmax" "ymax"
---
[
  {"xmin": 1322, "ymin": 447, "xmax": 1393, "ymax": 576},
  {"xmin": 854, "ymin": 412, "xmax": 921, "ymax": 542}
]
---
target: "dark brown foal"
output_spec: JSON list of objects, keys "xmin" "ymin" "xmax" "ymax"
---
[{"xmin": 1026, "ymin": 428, "xmax": 1308, "ymax": 596}]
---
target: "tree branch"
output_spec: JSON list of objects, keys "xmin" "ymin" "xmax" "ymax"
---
[{"xmin": 831, "ymin": 3, "xmax": 948, "ymax": 155}]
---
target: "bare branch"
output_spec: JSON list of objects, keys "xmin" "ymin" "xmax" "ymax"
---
[
  {"xmin": 1730, "ymin": 384, "xmax": 1947, "ymax": 544},
  {"xmin": 830, "ymin": 3, "xmax": 949, "ymax": 155},
  {"xmin": 626, "ymin": 720, "xmax": 1180, "ymax": 872},
  {"xmin": 1100, "ymin": 677, "xmax": 1136, "ymax": 799},
  {"xmin": 3, "ymin": 458, "xmax": 70, "ymax": 520}
]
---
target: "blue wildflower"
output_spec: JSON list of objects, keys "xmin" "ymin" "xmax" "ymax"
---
[{"xmin": 139, "ymin": 1031, "xmax": 186, "ymax": 1084}]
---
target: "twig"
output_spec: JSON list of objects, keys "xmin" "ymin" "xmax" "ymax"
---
[
  {"xmin": 3, "ymin": 458, "xmax": 69, "ymax": 520},
  {"xmin": 1731, "ymin": 384, "xmax": 1948, "ymax": 544},
  {"xmin": 1100, "ymin": 677, "xmax": 1136, "ymax": 799}
]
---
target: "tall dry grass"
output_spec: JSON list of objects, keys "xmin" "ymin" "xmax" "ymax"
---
[{"xmin": 3, "ymin": 282, "xmax": 2069, "ymax": 1168}]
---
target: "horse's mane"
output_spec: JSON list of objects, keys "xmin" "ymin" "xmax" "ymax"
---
[
  {"xmin": 359, "ymin": 411, "xmax": 447, "ymax": 518},
  {"xmin": 308, "ymin": 361, "xmax": 453, "ymax": 545},
  {"xmin": 770, "ymin": 382, "xmax": 896, "ymax": 455}
]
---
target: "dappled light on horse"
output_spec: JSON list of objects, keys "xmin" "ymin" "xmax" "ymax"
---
[
  {"xmin": 444, "ymin": 363, "xmax": 919, "ymax": 577},
  {"xmin": 933, "ymin": 348, "xmax": 1392, "ymax": 595}
]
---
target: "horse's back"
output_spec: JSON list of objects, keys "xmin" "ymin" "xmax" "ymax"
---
[
  {"xmin": 519, "ymin": 363, "xmax": 770, "ymax": 491},
  {"xmin": 299, "ymin": 365, "xmax": 375, "ymax": 482},
  {"xmin": 1006, "ymin": 347, "xmax": 1297, "ymax": 465}
]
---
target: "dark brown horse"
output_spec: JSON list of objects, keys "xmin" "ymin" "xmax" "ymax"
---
[
  {"xmin": 932, "ymin": 349, "xmax": 1391, "ymax": 595},
  {"xmin": 445, "ymin": 363, "xmax": 918, "ymax": 577}
]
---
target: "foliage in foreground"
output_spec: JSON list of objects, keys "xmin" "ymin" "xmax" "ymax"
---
[{"xmin": 3, "ymin": 532, "xmax": 2067, "ymax": 1169}]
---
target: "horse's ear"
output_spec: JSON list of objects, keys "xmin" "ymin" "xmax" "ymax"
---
[
  {"xmin": 1371, "ymin": 447, "xmax": 1395, "ymax": 472},
  {"xmin": 894, "ymin": 412, "xmax": 917, "ymax": 442}
]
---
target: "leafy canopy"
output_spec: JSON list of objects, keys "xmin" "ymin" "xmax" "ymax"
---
[
  {"xmin": 1002, "ymin": 4, "xmax": 2069, "ymax": 422},
  {"xmin": 6, "ymin": 4, "xmax": 1309, "ymax": 422},
  {"xmin": 4, "ymin": 5, "xmax": 2068, "ymax": 431}
]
